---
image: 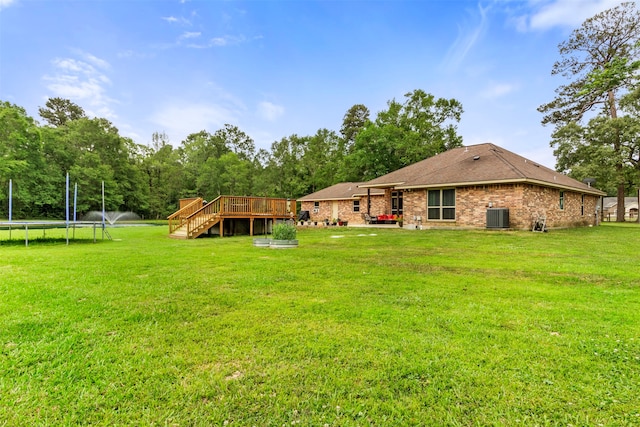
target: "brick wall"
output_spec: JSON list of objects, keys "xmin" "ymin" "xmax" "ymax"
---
[
  {"xmin": 303, "ymin": 184, "xmax": 600, "ymax": 229},
  {"xmin": 400, "ymin": 184, "xmax": 600, "ymax": 230},
  {"xmin": 301, "ymin": 195, "xmax": 385, "ymax": 224}
]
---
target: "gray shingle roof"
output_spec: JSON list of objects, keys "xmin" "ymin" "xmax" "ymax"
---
[
  {"xmin": 360, "ymin": 143, "xmax": 606, "ymax": 196},
  {"xmin": 299, "ymin": 182, "xmax": 385, "ymax": 201},
  {"xmin": 603, "ymin": 197, "xmax": 639, "ymax": 208}
]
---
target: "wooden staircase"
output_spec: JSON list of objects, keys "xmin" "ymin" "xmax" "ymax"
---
[
  {"xmin": 168, "ymin": 195, "xmax": 296, "ymax": 239},
  {"xmin": 168, "ymin": 197, "xmax": 222, "ymax": 239}
]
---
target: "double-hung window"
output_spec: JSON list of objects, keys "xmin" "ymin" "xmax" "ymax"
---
[
  {"xmin": 353, "ymin": 200, "xmax": 360, "ymax": 212},
  {"xmin": 427, "ymin": 189, "xmax": 455, "ymax": 220}
]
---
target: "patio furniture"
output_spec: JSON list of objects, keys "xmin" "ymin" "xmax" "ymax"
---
[{"xmin": 377, "ymin": 214, "xmax": 397, "ymax": 224}]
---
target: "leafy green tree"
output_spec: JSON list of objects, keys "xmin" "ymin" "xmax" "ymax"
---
[
  {"xmin": 218, "ymin": 152, "xmax": 253, "ymax": 195},
  {"xmin": 551, "ymin": 122, "xmax": 619, "ymax": 196},
  {"xmin": 0, "ymin": 101, "xmax": 59, "ymax": 218},
  {"xmin": 343, "ymin": 123, "xmax": 405, "ymax": 180},
  {"xmin": 251, "ymin": 148, "xmax": 276, "ymax": 197},
  {"xmin": 141, "ymin": 132, "xmax": 184, "ymax": 218},
  {"xmin": 213, "ymin": 124, "xmax": 256, "ymax": 161},
  {"xmin": 70, "ymin": 118, "xmax": 145, "ymax": 212},
  {"xmin": 539, "ymin": 2, "xmax": 640, "ymax": 221},
  {"xmin": 340, "ymin": 104, "xmax": 370, "ymax": 152},
  {"xmin": 264, "ymin": 134, "xmax": 309, "ymax": 198},
  {"xmin": 179, "ymin": 125, "xmax": 257, "ymax": 199},
  {"xmin": 38, "ymin": 97, "xmax": 86, "ymax": 127},
  {"xmin": 343, "ymin": 89, "xmax": 463, "ymax": 180},
  {"xmin": 301, "ymin": 128, "xmax": 343, "ymax": 193}
]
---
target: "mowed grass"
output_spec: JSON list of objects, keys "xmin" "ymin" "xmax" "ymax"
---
[{"xmin": 0, "ymin": 223, "xmax": 639, "ymax": 426}]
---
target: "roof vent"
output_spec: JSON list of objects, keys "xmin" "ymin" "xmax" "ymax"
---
[{"xmin": 473, "ymin": 155, "xmax": 480, "ymax": 160}]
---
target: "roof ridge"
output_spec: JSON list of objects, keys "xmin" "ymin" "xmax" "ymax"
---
[{"xmin": 489, "ymin": 145, "xmax": 527, "ymax": 179}]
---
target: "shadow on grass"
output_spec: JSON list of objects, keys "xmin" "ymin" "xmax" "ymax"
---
[{"xmin": 0, "ymin": 237, "xmax": 109, "ymax": 247}]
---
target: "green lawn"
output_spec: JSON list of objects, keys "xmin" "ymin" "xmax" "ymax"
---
[{"xmin": 1, "ymin": 224, "xmax": 639, "ymax": 426}]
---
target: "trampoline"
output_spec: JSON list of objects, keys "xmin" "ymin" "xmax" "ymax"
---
[{"xmin": 0, "ymin": 220, "xmax": 106, "ymax": 246}]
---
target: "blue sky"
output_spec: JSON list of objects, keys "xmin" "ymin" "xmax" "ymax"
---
[{"xmin": 0, "ymin": 0, "xmax": 626, "ymax": 168}]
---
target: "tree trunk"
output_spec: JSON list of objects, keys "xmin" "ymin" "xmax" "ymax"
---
[
  {"xmin": 609, "ymin": 91, "xmax": 626, "ymax": 222},
  {"xmin": 617, "ymin": 182, "xmax": 626, "ymax": 222}
]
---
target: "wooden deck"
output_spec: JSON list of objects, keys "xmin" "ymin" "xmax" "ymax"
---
[{"xmin": 168, "ymin": 195, "xmax": 296, "ymax": 239}]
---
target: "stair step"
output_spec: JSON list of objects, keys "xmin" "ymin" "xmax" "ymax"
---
[{"xmin": 169, "ymin": 234, "xmax": 188, "ymax": 240}]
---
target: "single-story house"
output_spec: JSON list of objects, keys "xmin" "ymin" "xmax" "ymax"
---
[
  {"xmin": 299, "ymin": 182, "xmax": 385, "ymax": 224},
  {"xmin": 602, "ymin": 197, "xmax": 639, "ymax": 221},
  {"xmin": 301, "ymin": 143, "xmax": 607, "ymax": 230},
  {"xmin": 361, "ymin": 143, "xmax": 607, "ymax": 229}
]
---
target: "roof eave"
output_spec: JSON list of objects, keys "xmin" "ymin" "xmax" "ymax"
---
[
  {"xmin": 396, "ymin": 178, "xmax": 607, "ymax": 196},
  {"xmin": 300, "ymin": 196, "xmax": 358, "ymax": 202},
  {"xmin": 358, "ymin": 182, "xmax": 405, "ymax": 189}
]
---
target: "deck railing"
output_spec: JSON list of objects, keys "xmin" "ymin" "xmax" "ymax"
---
[
  {"xmin": 171, "ymin": 195, "xmax": 296, "ymax": 238},
  {"xmin": 220, "ymin": 196, "xmax": 295, "ymax": 217},
  {"xmin": 168, "ymin": 197, "xmax": 203, "ymax": 234}
]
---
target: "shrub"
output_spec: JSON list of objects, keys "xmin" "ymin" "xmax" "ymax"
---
[{"xmin": 272, "ymin": 222, "xmax": 297, "ymax": 240}]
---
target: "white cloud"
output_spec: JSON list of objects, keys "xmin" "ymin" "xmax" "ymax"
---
[
  {"xmin": 182, "ymin": 34, "xmax": 263, "ymax": 49},
  {"xmin": 257, "ymin": 101, "xmax": 284, "ymax": 121},
  {"xmin": 479, "ymin": 82, "xmax": 518, "ymax": 99},
  {"xmin": 161, "ymin": 15, "xmax": 191, "ymax": 25},
  {"xmin": 42, "ymin": 52, "xmax": 117, "ymax": 120},
  {"xmin": 117, "ymin": 49, "xmax": 155, "ymax": 60},
  {"xmin": 0, "ymin": 0, "xmax": 16, "ymax": 11},
  {"xmin": 81, "ymin": 52, "xmax": 111, "ymax": 69},
  {"xmin": 522, "ymin": 0, "xmax": 625, "ymax": 31},
  {"xmin": 442, "ymin": 3, "xmax": 490, "ymax": 71},
  {"xmin": 150, "ymin": 103, "xmax": 240, "ymax": 144},
  {"xmin": 210, "ymin": 35, "xmax": 246, "ymax": 47},
  {"xmin": 179, "ymin": 31, "xmax": 201, "ymax": 40}
]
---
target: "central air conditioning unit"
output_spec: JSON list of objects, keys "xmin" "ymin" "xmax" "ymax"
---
[{"xmin": 486, "ymin": 208, "xmax": 509, "ymax": 229}]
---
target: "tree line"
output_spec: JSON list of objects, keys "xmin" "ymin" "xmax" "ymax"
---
[{"xmin": 0, "ymin": 90, "xmax": 463, "ymax": 219}]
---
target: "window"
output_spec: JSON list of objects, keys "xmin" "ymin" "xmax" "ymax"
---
[
  {"xmin": 559, "ymin": 191, "xmax": 565, "ymax": 210},
  {"xmin": 428, "ymin": 189, "xmax": 455, "ymax": 220},
  {"xmin": 391, "ymin": 191, "xmax": 403, "ymax": 215},
  {"xmin": 353, "ymin": 200, "xmax": 360, "ymax": 212},
  {"xmin": 313, "ymin": 201, "xmax": 319, "ymax": 213},
  {"xmin": 581, "ymin": 194, "xmax": 585, "ymax": 216}
]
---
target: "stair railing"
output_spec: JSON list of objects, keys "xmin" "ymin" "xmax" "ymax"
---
[
  {"xmin": 168, "ymin": 197, "xmax": 203, "ymax": 234},
  {"xmin": 187, "ymin": 196, "xmax": 221, "ymax": 237}
]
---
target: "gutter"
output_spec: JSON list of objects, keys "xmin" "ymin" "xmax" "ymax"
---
[{"xmin": 396, "ymin": 178, "xmax": 607, "ymax": 196}]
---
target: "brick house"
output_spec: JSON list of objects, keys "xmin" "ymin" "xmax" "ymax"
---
[
  {"xmin": 602, "ymin": 197, "xmax": 639, "ymax": 221},
  {"xmin": 357, "ymin": 143, "xmax": 606, "ymax": 230},
  {"xmin": 299, "ymin": 182, "xmax": 385, "ymax": 224},
  {"xmin": 300, "ymin": 143, "xmax": 607, "ymax": 229}
]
